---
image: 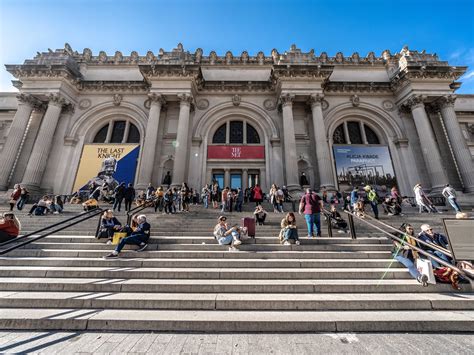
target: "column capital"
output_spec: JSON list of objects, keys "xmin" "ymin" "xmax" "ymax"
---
[
  {"xmin": 437, "ymin": 94, "xmax": 456, "ymax": 109},
  {"xmin": 48, "ymin": 93, "xmax": 69, "ymax": 108},
  {"xmin": 178, "ymin": 93, "xmax": 193, "ymax": 107},
  {"xmin": 16, "ymin": 93, "xmax": 40, "ymax": 107},
  {"xmin": 308, "ymin": 93, "xmax": 324, "ymax": 108},
  {"xmin": 280, "ymin": 93, "xmax": 295, "ymax": 108},
  {"xmin": 393, "ymin": 138, "xmax": 409, "ymax": 148},
  {"xmin": 403, "ymin": 94, "xmax": 426, "ymax": 110},
  {"xmin": 148, "ymin": 93, "xmax": 166, "ymax": 106}
]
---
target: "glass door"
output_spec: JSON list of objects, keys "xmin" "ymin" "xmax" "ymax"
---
[
  {"xmin": 212, "ymin": 173, "xmax": 224, "ymax": 189},
  {"xmin": 230, "ymin": 173, "xmax": 242, "ymax": 190}
]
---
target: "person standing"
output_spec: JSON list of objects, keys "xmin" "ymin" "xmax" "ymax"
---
[
  {"xmin": 442, "ymin": 184, "xmax": 461, "ymax": 213},
  {"xmin": 9, "ymin": 184, "xmax": 21, "ymax": 211},
  {"xmin": 113, "ymin": 182, "xmax": 126, "ymax": 212},
  {"xmin": 124, "ymin": 183, "xmax": 136, "ymax": 212},
  {"xmin": 235, "ymin": 188, "xmax": 243, "ymax": 212},
  {"xmin": 350, "ymin": 186, "xmax": 359, "ymax": 211},
  {"xmin": 201, "ymin": 184, "xmax": 210, "ymax": 209},
  {"xmin": 252, "ymin": 184, "xmax": 263, "ymax": 206},
  {"xmin": 299, "ymin": 188, "xmax": 323, "ymax": 238},
  {"xmin": 162, "ymin": 171, "xmax": 172, "ymax": 188},
  {"xmin": 414, "ymin": 183, "xmax": 439, "ymax": 213},
  {"xmin": 364, "ymin": 185, "xmax": 379, "ymax": 220}
]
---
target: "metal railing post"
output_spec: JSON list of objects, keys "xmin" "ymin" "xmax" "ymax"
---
[{"xmin": 347, "ymin": 213, "xmax": 357, "ymax": 240}]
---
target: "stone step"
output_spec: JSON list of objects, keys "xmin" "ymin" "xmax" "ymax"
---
[
  {"xmin": 20, "ymin": 242, "xmax": 392, "ymax": 252},
  {"xmin": 6, "ymin": 249, "xmax": 393, "ymax": 259},
  {"xmin": 0, "ymin": 266, "xmax": 412, "ymax": 279},
  {"xmin": 0, "ymin": 292, "xmax": 472, "ymax": 311},
  {"xmin": 0, "ymin": 277, "xmax": 465, "ymax": 294},
  {"xmin": 0, "ymin": 257, "xmax": 404, "ymax": 269},
  {"xmin": 0, "ymin": 308, "xmax": 472, "ymax": 332}
]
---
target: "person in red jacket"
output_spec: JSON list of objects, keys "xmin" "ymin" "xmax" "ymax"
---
[
  {"xmin": 9, "ymin": 184, "xmax": 21, "ymax": 211},
  {"xmin": 252, "ymin": 184, "xmax": 263, "ymax": 206},
  {"xmin": 0, "ymin": 212, "xmax": 21, "ymax": 243}
]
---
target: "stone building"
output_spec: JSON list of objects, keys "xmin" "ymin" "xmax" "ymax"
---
[{"xmin": 0, "ymin": 43, "xmax": 473, "ymax": 200}]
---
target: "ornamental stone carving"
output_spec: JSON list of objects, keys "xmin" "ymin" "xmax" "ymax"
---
[
  {"xmin": 78, "ymin": 99, "xmax": 91, "ymax": 110},
  {"xmin": 308, "ymin": 94, "xmax": 324, "ymax": 108},
  {"xmin": 114, "ymin": 51, "xmax": 123, "ymax": 64},
  {"xmin": 178, "ymin": 93, "xmax": 193, "ymax": 106},
  {"xmin": 16, "ymin": 93, "xmax": 39, "ymax": 106},
  {"xmin": 98, "ymin": 51, "xmax": 108, "ymax": 63},
  {"xmin": 209, "ymin": 51, "xmax": 217, "ymax": 65},
  {"xmin": 351, "ymin": 52, "xmax": 360, "ymax": 64},
  {"xmin": 404, "ymin": 94, "xmax": 426, "ymax": 110},
  {"xmin": 438, "ymin": 94, "xmax": 456, "ymax": 108},
  {"xmin": 148, "ymin": 93, "xmax": 166, "ymax": 105},
  {"xmin": 48, "ymin": 93, "xmax": 68, "ymax": 107},
  {"xmin": 271, "ymin": 49, "xmax": 279, "ymax": 63},
  {"xmin": 196, "ymin": 99, "xmax": 209, "ymax": 110},
  {"xmin": 195, "ymin": 48, "xmax": 203, "ymax": 63},
  {"xmin": 350, "ymin": 95, "xmax": 360, "ymax": 107},
  {"xmin": 335, "ymin": 52, "xmax": 344, "ymax": 63},
  {"xmin": 319, "ymin": 52, "xmax": 328, "ymax": 63},
  {"xmin": 83, "ymin": 48, "xmax": 92, "ymax": 61},
  {"xmin": 232, "ymin": 94, "xmax": 241, "ymax": 106},
  {"xmin": 367, "ymin": 51, "xmax": 376, "ymax": 64},
  {"xmin": 257, "ymin": 51, "xmax": 265, "ymax": 65},
  {"xmin": 130, "ymin": 51, "xmax": 139, "ymax": 63},
  {"xmin": 263, "ymin": 99, "xmax": 276, "ymax": 111},
  {"xmin": 225, "ymin": 51, "xmax": 233, "ymax": 65},
  {"xmin": 382, "ymin": 100, "xmax": 395, "ymax": 111},
  {"xmin": 146, "ymin": 51, "xmax": 154, "ymax": 63},
  {"xmin": 280, "ymin": 93, "xmax": 294, "ymax": 107},
  {"xmin": 113, "ymin": 94, "xmax": 122, "ymax": 106},
  {"xmin": 241, "ymin": 51, "xmax": 249, "ymax": 64}
]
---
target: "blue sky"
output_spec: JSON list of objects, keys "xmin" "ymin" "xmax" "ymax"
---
[{"xmin": 1, "ymin": 0, "xmax": 473, "ymax": 92}]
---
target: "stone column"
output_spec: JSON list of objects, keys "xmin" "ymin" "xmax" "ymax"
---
[
  {"xmin": 280, "ymin": 94, "xmax": 300, "ymax": 191},
  {"xmin": 224, "ymin": 169, "xmax": 230, "ymax": 188},
  {"xmin": 0, "ymin": 94, "xmax": 38, "ymax": 190},
  {"xmin": 21, "ymin": 93, "xmax": 67, "ymax": 190},
  {"xmin": 136, "ymin": 93, "xmax": 165, "ymax": 189},
  {"xmin": 309, "ymin": 94, "xmax": 336, "ymax": 190},
  {"xmin": 242, "ymin": 169, "xmax": 248, "ymax": 191},
  {"xmin": 405, "ymin": 95, "xmax": 446, "ymax": 193},
  {"xmin": 438, "ymin": 95, "xmax": 474, "ymax": 192},
  {"xmin": 171, "ymin": 93, "xmax": 193, "ymax": 186}
]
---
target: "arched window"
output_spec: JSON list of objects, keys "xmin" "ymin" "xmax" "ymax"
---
[
  {"xmin": 332, "ymin": 121, "xmax": 380, "ymax": 145},
  {"xmin": 93, "ymin": 120, "xmax": 141, "ymax": 143},
  {"xmin": 211, "ymin": 120, "xmax": 260, "ymax": 144}
]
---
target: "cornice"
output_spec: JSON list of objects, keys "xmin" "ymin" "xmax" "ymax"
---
[
  {"xmin": 324, "ymin": 81, "xmax": 392, "ymax": 93},
  {"xmin": 76, "ymin": 81, "xmax": 149, "ymax": 93}
]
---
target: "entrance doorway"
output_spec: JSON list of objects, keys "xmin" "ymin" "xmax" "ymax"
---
[
  {"xmin": 230, "ymin": 173, "xmax": 242, "ymax": 189},
  {"xmin": 248, "ymin": 172, "xmax": 260, "ymax": 188}
]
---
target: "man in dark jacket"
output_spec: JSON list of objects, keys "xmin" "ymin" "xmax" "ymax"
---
[
  {"xmin": 113, "ymin": 182, "xmax": 126, "ymax": 212},
  {"xmin": 104, "ymin": 215, "xmax": 151, "ymax": 258},
  {"xmin": 124, "ymin": 183, "xmax": 136, "ymax": 212},
  {"xmin": 163, "ymin": 171, "xmax": 172, "ymax": 188},
  {"xmin": 299, "ymin": 188, "xmax": 323, "ymax": 238},
  {"xmin": 418, "ymin": 224, "xmax": 452, "ymax": 268}
]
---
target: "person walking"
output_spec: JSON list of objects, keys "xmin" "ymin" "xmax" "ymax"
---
[
  {"xmin": 124, "ymin": 183, "xmax": 136, "ymax": 212},
  {"xmin": 442, "ymin": 184, "xmax": 461, "ymax": 213},
  {"xmin": 16, "ymin": 186, "xmax": 29, "ymax": 211},
  {"xmin": 364, "ymin": 185, "xmax": 379, "ymax": 219},
  {"xmin": 113, "ymin": 182, "xmax": 126, "ymax": 212},
  {"xmin": 299, "ymin": 188, "xmax": 323, "ymax": 238},
  {"xmin": 414, "ymin": 183, "xmax": 439, "ymax": 213}
]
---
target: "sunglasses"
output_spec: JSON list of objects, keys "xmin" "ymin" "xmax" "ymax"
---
[{"xmin": 220, "ymin": 218, "xmax": 227, "ymax": 221}]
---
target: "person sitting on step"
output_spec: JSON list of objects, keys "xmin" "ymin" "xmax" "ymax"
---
[
  {"xmin": 103, "ymin": 214, "xmax": 150, "ymax": 258},
  {"xmin": 329, "ymin": 204, "xmax": 348, "ymax": 233},
  {"xmin": 0, "ymin": 212, "xmax": 21, "ymax": 244},
  {"xmin": 253, "ymin": 205, "xmax": 267, "ymax": 225},
  {"xmin": 392, "ymin": 223, "xmax": 428, "ymax": 287},
  {"xmin": 279, "ymin": 212, "xmax": 300, "ymax": 246},
  {"xmin": 97, "ymin": 209, "xmax": 122, "ymax": 244},
  {"xmin": 213, "ymin": 215, "xmax": 242, "ymax": 251},
  {"xmin": 28, "ymin": 196, "xmax": 50, "ymax": 216}
]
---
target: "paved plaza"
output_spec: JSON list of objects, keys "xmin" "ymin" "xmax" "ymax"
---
[{"xmin": 0, "ymin": 331, "xmax": 473, "ymax": 354}]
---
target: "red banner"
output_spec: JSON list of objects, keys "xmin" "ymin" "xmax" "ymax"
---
[{"xmin": 207, "ymin": 145, "xmax": 265, "ymax": 159}]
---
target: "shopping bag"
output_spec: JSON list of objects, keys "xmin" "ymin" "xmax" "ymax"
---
[
  {"xmin": 112, "ymin": 232, "xmax": 127, "ymax": 245},
  {"xmin": 416, "ymin": 258, "xmax": 436, "ymax": 284}
]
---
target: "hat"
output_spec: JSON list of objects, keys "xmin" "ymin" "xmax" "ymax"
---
[
  {"xmin": 218, "ymin": 215, "xmax": 227, "ymax": 221},
  {"xmin": 364, "ymin": 185, "xmax": 371, "ymax": 191}
]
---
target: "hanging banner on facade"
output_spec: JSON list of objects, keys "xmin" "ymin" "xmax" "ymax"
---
[
  {"xmin": 332, "ymin": 145, "xmax": 397, "ymax": 193},
  {"xmin": 207, "ymin": 145, "xmax": 265, "ymax": 160},
  {"xmin": 73, "ymin": 144, "xmax": 140, "ymax": 193}
]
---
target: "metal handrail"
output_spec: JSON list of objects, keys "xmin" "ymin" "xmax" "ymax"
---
[
  {"xmin": 0, "ymin": 208, "xmax": 103, "ymax": 248},
  {"xmin": 361, "ymin": 213, "xmax": 452, "ymax": 257},
  {"xmin": 0, "ymin": 208, "xmax": 104, "ymax": 255},
  {"xmin": 341, "ymin": 210, "xmax": 471, "ymax": 281},
  {"xmin": 126, "ymin": 196, "xmax": 158, "ymax": 225}
]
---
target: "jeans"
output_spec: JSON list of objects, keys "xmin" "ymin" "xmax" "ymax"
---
[
  {"xmin": 369, "ymin": 201, "xmax": 379, "ymax": 218},
  {"xmin": 203, "ymin": 196, "xmax": 209, "ymax": 209},
  {"xmin": 427, "ymin": 250, "xmax": 452, "ymax": 268},
  {"xmin": 115, "ymin": 233, "xmax": 148, "ymax": 253},
  {"xmin": 124, "ymin": 199, "xmax": 132, "ymax": 212},
  {"xmin": 304, "ymin": 213, "xmax": 321, "ymax": 237},
  {"xmin": 447, "ymin": 196, "xmax": 461, "ymax": 213},
  {"xmin": 395, "ymin": 254, "xmax": 420, "ymax": 279},
  {"xmin": 284, "ymin": 227, "xmax": 299, "ymax": 241},
  {"xmin": 217, "ymin": 234, "xmax": 233, "ymax": 245},
  {"xmin": 154, "ymin": 198, "xmax": 164, "ymax": 212},
  {"xmin": 113, "ymin": 197, "xmax": 123, "ymax": 211},
  {"xmin": 235, "ymin": 200, "xmax": 242, "ymax": 212},
  {"xmin": 16, "ymin": 197, "xmax": 27, "ymax": 211}
]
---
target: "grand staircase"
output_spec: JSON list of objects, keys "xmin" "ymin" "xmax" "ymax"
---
[{"xmin": 0, "ymin": 203, "xmax": 472, "ymax": 332}]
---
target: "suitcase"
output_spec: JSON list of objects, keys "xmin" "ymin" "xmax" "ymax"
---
[{"xmin": 241, "ymin": 217, "xmax": 256, "ymax": 238}]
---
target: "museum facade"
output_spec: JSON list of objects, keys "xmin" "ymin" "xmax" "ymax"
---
[{"xmin": 0, "ymin": 43, "xmax": 473, "ymax": 198}]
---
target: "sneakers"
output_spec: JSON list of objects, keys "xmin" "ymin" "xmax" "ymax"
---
[
  {"xmin": 233, "ymin": 239, "xmax": 242, "ymax": 246},
  {"xmin": 106, "ymin": 240, "xmax": 112, "ymax": 245},
  {"xmin": 337, "ymin": 230, "xmax": 345, "ymax": 234},
  {"xmin": 295, "ymin": 240, "xmax": 301, "ymax": 246},
  {"xmin": 228, "ymin": 246, "xmax": 239, "ymax": 252},
  {"xmin": 136, "ymin": 243, "xmax": 148, "ymax": 252},
  {"xmin": 103, "ymin": 252, "xmax": 118, "ymax": 259},
  {"xmin": 53, "ymin": 211, "xmax": 60, "ymax": 215},
  {"xmin": 417, "ymin": 274, "xmax": 429, "ymax": 287},
  {"xmin": 283, "ymin": 241, "xmax": 291, "ymax": 246}
]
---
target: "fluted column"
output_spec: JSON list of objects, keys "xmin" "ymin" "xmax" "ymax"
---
[
  {"xmin": 224, "ymin": 169, "xmax": 230, "ymax": 188},
  {"xmin": 242, "ymin": 169, "xmax": 248, "ymax": 191},
  {"xmin": 280, "ymin": 94, "xmax": 300, "ymax": 191},
  {"xmin": 405, "ymin": 95, "xmax": 446, "ymax": 192},
  {"xmin": 438, "ymin": 95, "xmax": 474, "ymax": 192},
  {"xmin": 309, "ymin": 94, "xmax": 336, "ymax": 190},
  {"xmin": 136, "ymin": 93, "xmax": 165, "ymax": 188},
  {"xmin": 21, "ymin": 93, "xmax": 67, "ymax": 190},
  {"xmin": 0, "ymin": 94, "xmax": 38, "ymax": 190},
  {"xmin": 171, "ymin": 93, "xmax": 193, "ymax": 186}
]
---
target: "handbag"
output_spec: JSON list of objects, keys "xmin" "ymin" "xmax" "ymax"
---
[
  {"xmin": 112, "ymin": 232, "xmax": 127, "ymax": 245},
  {"xmin": 416, "ymin": 258, "xmax": 436, "ymax": 284}
]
